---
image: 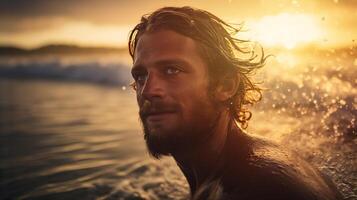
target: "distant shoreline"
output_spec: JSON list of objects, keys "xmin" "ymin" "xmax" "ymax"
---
[
  {"xmin": 0, "ymin": 43, "xmax": 355, "ymax": 57},
  {"xmin": 0, "ymin": 44, "xmax": 127, "ymax": 55}
]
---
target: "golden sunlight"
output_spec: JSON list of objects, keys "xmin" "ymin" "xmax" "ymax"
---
[
  {"xmin": 246, "ymin": 13, "xmax": 324, "ymax": 49},
  {"xmin": 2, "ymin": 21, "xmax": 132, "ymax": 48}
]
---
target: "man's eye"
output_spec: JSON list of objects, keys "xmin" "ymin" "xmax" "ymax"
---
[
  {"xmin": 132, "ymin": 72, "xmax": 147, "ymax": 85},
  {"xmin": 165, "ymin": 67, "xmax": 181, "ymax": 75},
  {"xmin": 136, "ymin": 74, "xmax": 147, "ymax": 83}
]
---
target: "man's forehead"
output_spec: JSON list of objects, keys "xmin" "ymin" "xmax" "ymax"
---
[
  {"xmin": 134, "ymin": 30, "xmax": 199, "ymax": 57},
  {"xmin": 133, "ymin": 30, "xmax": 205, "ymax": 67}
]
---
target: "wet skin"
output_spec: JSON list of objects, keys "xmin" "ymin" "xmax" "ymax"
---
[
  {"xmin": 200, "ymin": 127, "xmax": 344, "ymax": 200},
  {"xmin": 131, "ymin": 30, "xmax": 342, "ymax": 200},
  {"xmin": 132, "ymin": 29, "xmax": 219, "ymax": 155}
]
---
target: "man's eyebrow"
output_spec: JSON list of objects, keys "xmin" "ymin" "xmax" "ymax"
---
[
  {"xmin": 131, "ymin": 59, "xmax": 192, "ymax": 74},
  {"xmin": 154, "ymin": 59, "xmax": 191, "ymax": 67},
  {"xmin": 132, "ymin": 59, "xmax": 191, "ymax": 71}
]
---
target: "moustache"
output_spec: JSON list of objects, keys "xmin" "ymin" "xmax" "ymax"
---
[{"xmin": 139, "ymin": 99, "xmax": 177, "ymax": 119}]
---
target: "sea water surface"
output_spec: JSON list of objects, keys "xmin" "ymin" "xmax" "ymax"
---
[{"xmin": 0, "ymin": 49, "xmax": 356, "ymax": 199}]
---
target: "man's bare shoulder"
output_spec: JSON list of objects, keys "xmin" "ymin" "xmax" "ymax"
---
[{"xmin": 220, "ymin": 132, "xmax": 342, "ymax": 200}]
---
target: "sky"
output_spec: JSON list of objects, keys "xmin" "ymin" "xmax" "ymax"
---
[{"xmin": 1, "ymin": 0, "xmax": 356, "ymax": 49}]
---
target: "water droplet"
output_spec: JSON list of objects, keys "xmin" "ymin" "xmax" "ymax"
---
[{"xmin": 339, "ymin": 99, "xmax": 346, "ymax": 105}]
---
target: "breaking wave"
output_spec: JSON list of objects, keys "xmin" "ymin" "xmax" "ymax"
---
[{"xmin": 0, "ymin": 58, "xmax": 131, "ymax": 86}]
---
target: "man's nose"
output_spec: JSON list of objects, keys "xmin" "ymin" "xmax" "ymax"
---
[{"xmin": 140, "ymin": 73, "xmax": 164, "ymax": 99}]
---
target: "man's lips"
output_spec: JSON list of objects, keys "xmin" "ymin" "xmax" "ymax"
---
[
  {"xmin": 139, "ymin": 100, "xmax": 178, "ymax": 122},
  {"xmin": 144, "ymin": 111, "xmax": 176, "ymax": 121}
]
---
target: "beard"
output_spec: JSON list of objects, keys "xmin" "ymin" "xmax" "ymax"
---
[{"xmin": 139, "ymin": 96, "xmax": 220, "ymax": 159}]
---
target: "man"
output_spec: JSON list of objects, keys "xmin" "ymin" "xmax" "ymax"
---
[{"xmin": 128, "ymin": 6, "xmax": 342, "ymax": 200}]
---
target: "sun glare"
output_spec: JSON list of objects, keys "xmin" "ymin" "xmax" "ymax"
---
[{"xmin": 245, "ymin": 13, "xmax": 323, "ymax": 49}]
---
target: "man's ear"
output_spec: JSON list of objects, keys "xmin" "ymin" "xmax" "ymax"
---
[{"xmin": 214, "ymin": 75, "xmax": 240, "ymax": 102}]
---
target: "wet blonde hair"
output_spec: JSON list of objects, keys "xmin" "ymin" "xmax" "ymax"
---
[{"xmin": 129, "ymin": 6, "xmax": 267, "ymax": 128}]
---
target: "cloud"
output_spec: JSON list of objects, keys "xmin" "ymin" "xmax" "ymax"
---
[
  {"xmin": 0, "ymin": 0, "xmax": 150, "ymax": 25},
  {"xmin": 0, "ymin": 0, "xmax": 355, "ymax": 47},
  {"xmin": 0, "ymin": 17, "xmax": 68, "ymax": 33}
]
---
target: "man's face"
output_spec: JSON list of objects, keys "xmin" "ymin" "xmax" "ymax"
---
[{"xmin": 131, "ymin": 30, "xmax": 220, "ymax": 157}]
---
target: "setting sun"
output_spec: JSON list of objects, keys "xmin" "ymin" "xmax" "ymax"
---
[{"xmin": 245, "ymin": 13, "xmax": 324, "ymax": 49}]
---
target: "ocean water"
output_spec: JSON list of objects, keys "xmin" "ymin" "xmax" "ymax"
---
[
  {"xmin": 0, "ymin": 49, "xmax": 356, "ymax": 199},
  {"xmin": 0, "ymin": 78, "xmax": 188, "ymax": 200}
]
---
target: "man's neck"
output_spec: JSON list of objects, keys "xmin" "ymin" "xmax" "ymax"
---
[{"xmin": 171, "ymin": 109, "xmax": 233, "ymax": 193}]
